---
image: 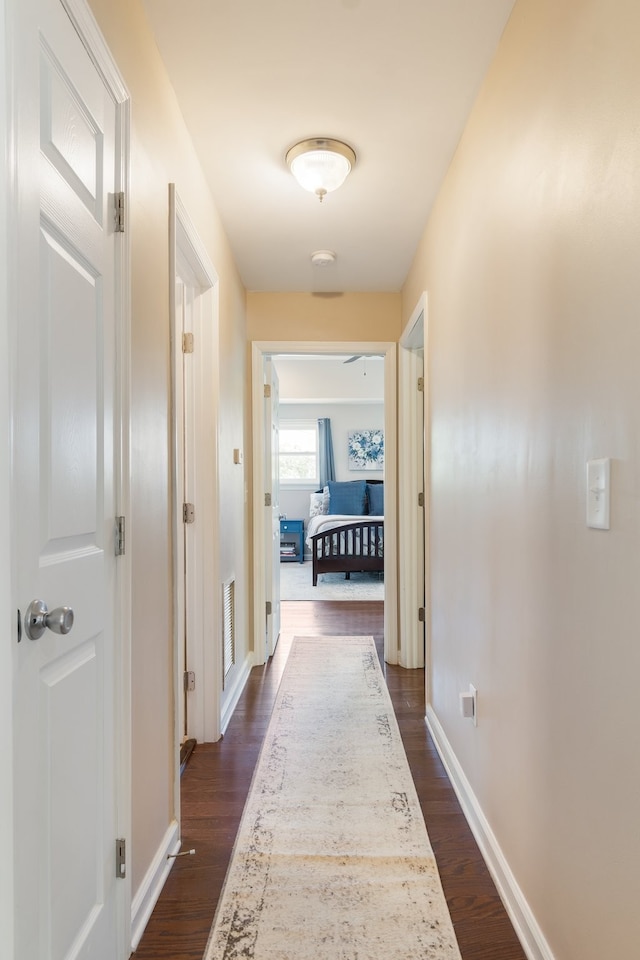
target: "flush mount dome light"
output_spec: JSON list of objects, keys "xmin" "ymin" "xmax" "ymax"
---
[
  {"xmin": 310, "ymin": 250, "xmax": 336, "ymax": 266},
  {"xmin": 286, "ymin": 138, "xmax": 356, "ymax": 202}
]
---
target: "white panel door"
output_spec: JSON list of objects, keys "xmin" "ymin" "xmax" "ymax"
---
[
  {"xmin": 175, "ymin": 277, "xmax": 188, "ymax": 742},
  {"xmin": 175, "ymin": 275, "xmax": 198, "ymax": 742},
  {"xmin": 270, "ymin": 363, "xmax": 281, "ymax": 654},
  {"xmin": 13, "ymin": 0, "xmax": 123, "ymax": 957},
  {"xmin": 264, "ymin": 358, "xmax": 281, "ymax": 658}
]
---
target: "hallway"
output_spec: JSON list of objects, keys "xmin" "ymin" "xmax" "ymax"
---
[{"xmin": 133, "ymin": 601, "xmax": 526, "ymax": 960}]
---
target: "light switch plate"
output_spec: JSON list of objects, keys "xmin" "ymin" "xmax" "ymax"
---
[
  {"xmin": 586, "ymin": 458, "xmax": 610, "ymax": 529},
  {"xmin": 459, "ymin": 684, "xmax": 477, "ymax": 726}
]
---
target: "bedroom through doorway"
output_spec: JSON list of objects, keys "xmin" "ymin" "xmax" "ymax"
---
[
  {"xmin": 251, "ymin": 341, "xmax": 398, "ymax": 666},
  {"xmin": 275, "ymin": 353, "xmax": 385, "ymax": 601}
]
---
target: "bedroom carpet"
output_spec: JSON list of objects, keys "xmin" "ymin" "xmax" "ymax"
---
[
  {"xmin": 279, "ymin": 558, "xmax": 384, "ymax": 601},
  {"xmin": 203, "ymin": 636, "xmax": 461, "ymax": 960}
]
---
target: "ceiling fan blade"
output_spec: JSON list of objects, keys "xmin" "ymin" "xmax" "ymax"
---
[{"xmin": 343, "ymin": 354, "xmax": 385, "ymax": 363}]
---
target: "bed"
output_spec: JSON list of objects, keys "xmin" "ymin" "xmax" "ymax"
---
[{"xmin": 306, "ymin": 480, "xmax": 384, "ymax": 587}]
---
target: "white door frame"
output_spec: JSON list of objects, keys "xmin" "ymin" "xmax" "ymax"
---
[
  {"xmin": 6, "ymin": 0, "xmax": 131, "ymax": 954},
  {"xmin": 169, "ymin": 185, "xmax": 221, "ymax": 758},
  {"xmin": 398, "ymin": 294, "xmax": 427, "ymax": 670},
  {"xmin": 251, "ymin": 340, "xmax": 398, "ymax": 666}
]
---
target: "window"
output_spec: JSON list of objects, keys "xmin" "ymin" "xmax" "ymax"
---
[{"xmin": 279, "ymin": 420, "xmax": 319, "ymax": 485}]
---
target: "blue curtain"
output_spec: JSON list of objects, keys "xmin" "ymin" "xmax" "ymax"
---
[{"xmin": 318, "ymin": 418, "xmax": 335, "ymax": 488}]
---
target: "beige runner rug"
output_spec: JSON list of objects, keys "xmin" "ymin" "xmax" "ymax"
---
[{"xmin": 204, "ymin": 636, "xmax": 462, "ymax": 960}]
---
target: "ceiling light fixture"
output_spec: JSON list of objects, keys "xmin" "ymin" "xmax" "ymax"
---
[
  {"xmin": 310, "ymin": 250, "xmax": 336, "ymax": 267},
  {"xmin": 286, "ymin": 138, "xmax": 356, "ymax": 202}
]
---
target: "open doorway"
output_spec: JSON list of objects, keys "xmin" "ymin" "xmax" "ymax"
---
[
  {"xmin": 275, "ymin": 354, "xmax": 384, "ymax": 602},
  {"xmin": 251, "ymin": 341, "xmax": 398, "ymax": 667}
]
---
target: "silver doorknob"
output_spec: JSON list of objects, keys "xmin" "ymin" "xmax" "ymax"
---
[{"xmin": 25, "ymin": 600, "xmax": 74, "ymax": 641}]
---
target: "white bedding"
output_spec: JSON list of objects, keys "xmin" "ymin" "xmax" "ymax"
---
[{"xmin": 306, "ymin": 514, "xmax": 383, "ymax": 547}]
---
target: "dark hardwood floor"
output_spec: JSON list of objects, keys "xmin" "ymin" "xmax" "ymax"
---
[{"xmin": 132, "ymin": 601, "xmax": 526, "ymax": 959}]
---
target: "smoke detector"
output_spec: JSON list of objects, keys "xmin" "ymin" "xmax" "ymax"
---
[{"xmin": 310, "ymin": 250, "xmax": 336, "ymax": 267}]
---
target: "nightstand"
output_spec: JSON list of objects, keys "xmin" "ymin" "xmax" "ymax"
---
[{"xmin": 280, "ymin": 518, "xmax": 305, "ymax": 563}]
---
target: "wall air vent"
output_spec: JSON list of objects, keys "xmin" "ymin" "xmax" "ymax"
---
[{"xmin": 223, "ymin": 578, "xmax": 235, "ymax": 686}]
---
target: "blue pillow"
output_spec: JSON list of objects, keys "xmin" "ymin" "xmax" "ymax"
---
[
  {"xmin": 367, "ymin": 483, "xmax": 384, "ymax": 515},
  {"xmin": 328, "ymin": 480, "xmax": 367, "ymax": 516}
]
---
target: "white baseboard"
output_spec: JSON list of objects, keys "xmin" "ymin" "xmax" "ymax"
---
[
  {"xmin": 425, "ymin": 706, "xmax": 555, "ymax": 960},
  {"xmin": 221, "ymin": 652, "xmax": 253, "ymax": 736},
  {"xmin": 130, "ymin": 819, "xmax": 180, "ymax": 951}
]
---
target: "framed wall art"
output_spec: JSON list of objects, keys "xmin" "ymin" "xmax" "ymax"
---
[{"xmin": 347, "ymin": 429, "xmax": 384, "ymax": 470}]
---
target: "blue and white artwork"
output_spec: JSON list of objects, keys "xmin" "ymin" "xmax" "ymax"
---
[{"xmin": 347, "ymin": 429, "xmax": 384, "ymax": 470}]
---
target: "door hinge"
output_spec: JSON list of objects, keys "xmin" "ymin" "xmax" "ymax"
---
[
  {"xmin": 264, "ymin": 492, "xmax": 272, "ymax": 507},
  {"xmin": 418, "ymin": 492, "xmax": 424, "ymax": 508},
  {"xmin": 184, "ymin": 670, "xmax": 195, "ymax": 692},
  {"xmin": 182, "ymin": 332, "xmax": 194, "ymax": 354},
  {"xmin": 116, "ymin": 516, "xmax": 126, "ymax": 556},
  {"xmin": 266, "ymin": 600, "xmax": 272, "ymax": 616},
  {"xmin": 183, "ymin": 502, "xmax": 195, "ymax": 523},
  {"xmin": 418, "ymin": 607, "xmax": 426, "ymax": 622},
  {"xmin": 418, "ymin": 377, "xmax": 424, "ymax": 392},
  {"xmin": 116, "ymin": 838, "xmax": 126, "ymax": 878},
  {"xmin": 264, "ymin": 383, "xmax": 271, "ymax": 398},
  {"xmin": 114, "ymin": 192, "xmax": 125, "ymax": 233}
]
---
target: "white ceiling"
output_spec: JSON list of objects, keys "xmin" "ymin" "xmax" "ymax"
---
[
  {"xmin": 273, "ymin": 354, "xmax": 385, "ymax": 403},
  {"xmin": 140, "ymin": 0, "xmax": 515, "ymax": 293}
]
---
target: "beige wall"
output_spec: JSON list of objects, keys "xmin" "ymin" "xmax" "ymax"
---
[
  {"xmin": 247, "ymin": 291, "xmax": 402, "ymax": 342},
  {"xmin": 88, "ymin": 0, "xmax": 247, "ymax": 898},
  {"xmin": 403, "ymin": 1, "xmax": 640, "ymax": 957}
]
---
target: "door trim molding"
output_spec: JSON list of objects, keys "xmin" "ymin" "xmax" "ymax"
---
[
  {"xmin": 60, "ymin": 0, "xmax": 130, "ymax": 100},
  {"xmin": 251, "ymin": 340, "xmax": 398, "ymax": 666}
]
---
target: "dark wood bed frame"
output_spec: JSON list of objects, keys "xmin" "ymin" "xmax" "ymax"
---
[{"xmin": 309, "ymin": 520, "xmax": 384, "ymax": 586}]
